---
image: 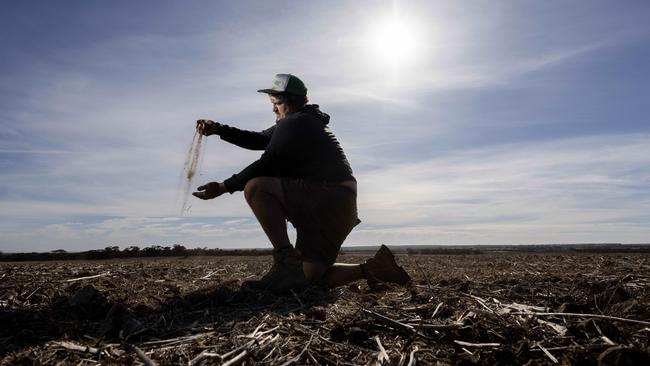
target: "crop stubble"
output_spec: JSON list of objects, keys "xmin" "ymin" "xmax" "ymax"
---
[{"xmin": 1, "ymin": 253, "xmax": 649, "ymax": 365}]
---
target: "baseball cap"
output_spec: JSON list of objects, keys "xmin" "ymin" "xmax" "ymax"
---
[{"xmin": 257, "ymin": 74, "xmax": 307, "ymax": 96}]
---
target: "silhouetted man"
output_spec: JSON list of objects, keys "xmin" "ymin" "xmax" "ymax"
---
[{"xmin": 194, "ymin": 74, "xmax": 409, "ymax": 292}]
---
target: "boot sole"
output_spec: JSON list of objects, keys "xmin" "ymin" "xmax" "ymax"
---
[{"xmin": 376, "ymin": 245, "xmax": 411, "ymax": 285}]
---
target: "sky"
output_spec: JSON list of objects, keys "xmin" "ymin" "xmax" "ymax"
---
[{"xmin": 1, "ymin": 1, "xmax": 649, "ymax": 252}]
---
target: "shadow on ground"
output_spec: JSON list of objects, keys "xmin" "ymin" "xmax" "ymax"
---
[{"xmin": 0, "ymin": 281, "xmax": 337, "ymax": 357}]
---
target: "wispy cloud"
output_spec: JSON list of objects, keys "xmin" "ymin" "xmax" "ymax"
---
[
  {"xmin": 349, "ymin": 133, "xmax": 650, "ymax": 245},
  {"xmin": 0, "ymin": 149, "xmax": 80, "ymax": 154},
  {"xmin": 0, "ymin": 216, "xmax": 267, "ymax": 252},
  {"xmin": 3, "ymin": 134, "xmax": 648, "ymax": 251}
]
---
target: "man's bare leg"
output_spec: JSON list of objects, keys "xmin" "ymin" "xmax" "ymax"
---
[
  {"xmin": 303, "ymin": 261, "xmax": 364, "ymax": 288},
  {"xmin": 243, "ymin": 178, "xmax": 410, "ymax": 289},
  {"xmin": 244, "ymin": 177, "xmax": 291, "ymax": 250},
  {"xmin": 303, "ymin": 245, "xmax": 411, "ymax": 288},
  {"xmin": 242, "ymin": 177, "xmax": 307, "ymax": 291}
]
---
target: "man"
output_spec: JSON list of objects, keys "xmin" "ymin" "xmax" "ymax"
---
[{"xmin": 193, "ymin": 74, "xmax": 410, "ymax": 292}]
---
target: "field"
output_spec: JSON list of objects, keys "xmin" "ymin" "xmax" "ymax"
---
[{"xmin": 1, "ymin": 253, "xmax": 649, "ymax": 365}]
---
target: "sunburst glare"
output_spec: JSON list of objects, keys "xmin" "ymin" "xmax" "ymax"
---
[{"xmin": 366, "ymin": 13, "xmax": 421, "ymax": 70}]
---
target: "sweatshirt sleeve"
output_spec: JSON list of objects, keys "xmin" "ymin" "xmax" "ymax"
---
[
  {"xmin": 223, "ymin": 119, "xmax": 298, "ymax": 192},
  {"xmin": 216, "ymin": 124, "xmax": 275, "ymax": 150}
]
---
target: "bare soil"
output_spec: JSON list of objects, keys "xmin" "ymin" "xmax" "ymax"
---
[{"xmin": 1, "ymin": 253, "xmax": 649, "ymax": 365}]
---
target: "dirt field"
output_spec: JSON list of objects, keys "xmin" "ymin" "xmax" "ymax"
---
[{"xmin": 1, "ymin": 253, "xmax": 649, "ymax": 365}]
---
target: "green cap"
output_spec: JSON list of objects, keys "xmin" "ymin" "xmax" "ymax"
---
[{"xmin": 257, "ymin": 74, "xmax": 307, "ymax": 96}]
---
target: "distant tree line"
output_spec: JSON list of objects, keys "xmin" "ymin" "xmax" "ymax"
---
[
  {"xmin": 405, "ymin": 248, "xmax": 484, "ymax": 255},
  {"xmin": 573, "ymin": 247, "xmax": 650, "ymax": 254},
  {"xmin": 0, "ymin": 245, "xmax": 273, "ymax": 262},
  {"xmin": 3, "ymin": 243, "xmax": 648, "ymax": 262}
]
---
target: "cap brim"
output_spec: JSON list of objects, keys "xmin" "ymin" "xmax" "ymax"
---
[{"xmin": 257, "ymin": 89, "xmax": 284, "ymax": 94}]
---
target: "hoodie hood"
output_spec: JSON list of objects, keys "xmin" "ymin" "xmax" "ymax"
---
[{"xmin": 300, "ymin": 104, "xmax": 330, "ymax": 125}]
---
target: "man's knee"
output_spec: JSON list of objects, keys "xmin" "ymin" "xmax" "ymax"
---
[
  {"xmin": 302, "ymin": 261, "xmax": 329, "ymax": 285},
  {"xmin": 244, "ymin": 177, "xmax": 281, "ymax": 203}
]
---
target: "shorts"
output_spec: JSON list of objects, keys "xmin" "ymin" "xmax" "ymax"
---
[{"xmin": 281, "ymin": 178, "xmax": 361, "ymax": 265}]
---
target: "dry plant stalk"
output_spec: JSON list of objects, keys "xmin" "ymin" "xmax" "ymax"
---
[
  {"xmin": 132, "ymin": 345, "xmax": 158, "ymax": 366},
  {"xmin": 64, "ymin": 272, "xmax": 111, "ymax": 282},
  {"xmin": 511, "ymin": 312, "xmax": 650, "ymax": 327}
]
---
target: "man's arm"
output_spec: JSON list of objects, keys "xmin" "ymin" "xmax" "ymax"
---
[
  {"xmin": 197, "ymin": 119, "xmax": 274, "ymax": 150},
  {"xmin": 222, "ymin": 117, "xmax": 299, "ymax": 193}
]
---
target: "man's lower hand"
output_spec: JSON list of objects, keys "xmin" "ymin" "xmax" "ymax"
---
[
  {"xmin": 192, "ymin": 182, "xmax": 227, "ymax": 200},
  {"xmin": 196, "ymin": 119, "xmax": 222, "ymax": 136}
]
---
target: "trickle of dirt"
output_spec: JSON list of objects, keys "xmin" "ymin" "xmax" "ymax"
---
[{"xmin": 180, "ymin": 126, "xmax": 206, "ymax": 214}]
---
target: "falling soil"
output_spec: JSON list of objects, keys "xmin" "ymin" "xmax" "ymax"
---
[{"xmin": 180, "ymin": 126, "xmax": 206, "ymax": 214}]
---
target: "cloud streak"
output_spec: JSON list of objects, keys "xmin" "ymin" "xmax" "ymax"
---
[
  {"xmin": 3, "ymin": 133, "xmax": 648, "ymax": 251},
  {"xmin": 350, "ymin": 133, "xmax": 650, "ymax": 245}
]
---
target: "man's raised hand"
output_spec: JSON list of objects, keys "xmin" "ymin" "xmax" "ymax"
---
[
  {"xmin": 192, "ymin": 182, "xmax": 227, "ymax": 200},
  {"xmin": 196, "ymin": 119, "xmax": 222, "ymax": 136}
]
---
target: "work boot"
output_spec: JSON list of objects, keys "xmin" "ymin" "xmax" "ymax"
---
[
  {"xmin": 243, "ymin": 246, "xmax": 308, "ymax": 293},
  {"xmin": 361, "ymin": 245, "xmax": 411, "ymax": 286}
]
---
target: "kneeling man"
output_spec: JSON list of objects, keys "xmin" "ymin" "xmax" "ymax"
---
[{"xmin": 193, "ymin": 74, "xmax": 410, "ymax": 292}]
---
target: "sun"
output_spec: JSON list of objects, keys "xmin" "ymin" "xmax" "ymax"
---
[{"xmin": 366, "ymin": 15, "xmax": 420, "ymax": 69}]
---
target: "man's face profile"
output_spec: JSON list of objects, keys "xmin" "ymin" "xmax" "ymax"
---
[{"xmin": 270, "ymin": 95, "xmax": 292, "ymax": 122}]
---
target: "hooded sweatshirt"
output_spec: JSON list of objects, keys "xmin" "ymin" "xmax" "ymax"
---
[{"xmin": 217, "ymin": 105, "xmax": 355, "ymax": 193}]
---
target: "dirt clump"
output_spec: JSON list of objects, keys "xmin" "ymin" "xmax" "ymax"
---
[{"xmin": 597, "ymin": 346, "xmax": 650, "ymax": 366}]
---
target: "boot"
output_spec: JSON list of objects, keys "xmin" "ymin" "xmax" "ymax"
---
[
  {"xmin": 243, "ymin": 246, "xmax": 308, "ymax": 292},
  {"xmin": 361, "ymin": 245, "xmax": 411, "ymax": 286}
]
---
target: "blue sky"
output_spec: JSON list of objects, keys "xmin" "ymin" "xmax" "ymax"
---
[{"xmin": 1, "ymin": 1, "xmax": 649, "ymax": 252}]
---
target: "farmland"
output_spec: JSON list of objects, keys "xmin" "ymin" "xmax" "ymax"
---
[{"xmin": 1, "ymin": 253, "xmax": 649, "ymax": 365}]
